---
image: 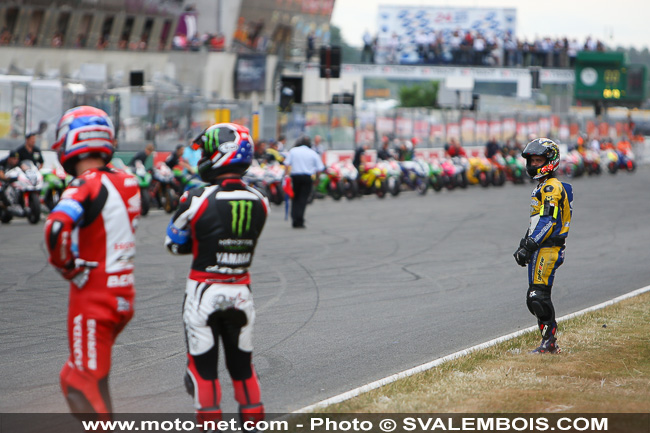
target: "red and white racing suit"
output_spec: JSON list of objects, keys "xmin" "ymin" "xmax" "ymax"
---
[{"xmin": 44, "ymin": 167, "xmax": 140, "ymax": 418}]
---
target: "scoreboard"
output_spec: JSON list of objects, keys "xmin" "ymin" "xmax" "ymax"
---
[{"xmin": 574, "ymin": 51, "xmax": 646, "ymax": 104}]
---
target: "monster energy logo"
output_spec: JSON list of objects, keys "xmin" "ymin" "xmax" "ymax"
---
[
  {"xmin": 205, "ymin": 128, "xmax": 219, "ymax": 154},
  {"xmin": 230, "ymin": 200, "xmax": 253, "ymax": 236}
]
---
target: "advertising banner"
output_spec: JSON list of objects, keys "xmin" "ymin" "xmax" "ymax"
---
[{"xmin": 235, "ymin": 55, "xmax": 267, "ymax": 93}]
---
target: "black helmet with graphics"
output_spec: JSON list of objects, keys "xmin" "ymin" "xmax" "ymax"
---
[
  {"xmin": 521, "ymin": 137, "xmax": 560, "ymax": 179},
  {"xmin": 192, "ymin": 123, "xmax": 253, "ymax": 182}
]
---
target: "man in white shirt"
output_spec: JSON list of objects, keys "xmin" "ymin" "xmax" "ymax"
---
[{"xmin": 284, "ymin": 136, "xmax": 324, "ymax": 228}]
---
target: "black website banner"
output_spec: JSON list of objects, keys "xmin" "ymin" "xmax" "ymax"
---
[{"xmin": 1, "ymin": 413, "xmax": 648, "ymax": 433}]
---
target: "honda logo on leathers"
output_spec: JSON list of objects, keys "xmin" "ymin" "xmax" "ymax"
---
[{"xmin": 72, "ymin": 314, "xmax": 84, "ymax": 370}]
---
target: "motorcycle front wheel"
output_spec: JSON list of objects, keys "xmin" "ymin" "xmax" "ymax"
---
[
  {"xmin": 140, "ymin": 187, "xmax": 150, "ymax": 216},
  {"xmin": 28, "ymin": 192, "xmax": 41, "ymax": 224}
]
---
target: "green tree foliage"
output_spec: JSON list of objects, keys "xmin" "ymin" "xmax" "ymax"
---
[
  {"xmin": 399, "ymin": 81, "xmax": 440, "ymax": 108},
  {"xmin": 329, "ymin": 25, "xmax": 361, "ymax": 63}
]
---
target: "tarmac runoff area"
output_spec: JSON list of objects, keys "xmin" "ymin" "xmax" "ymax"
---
[{"xmin": 1, "ymin": 166, "xmax": 649, "ymax": 414}]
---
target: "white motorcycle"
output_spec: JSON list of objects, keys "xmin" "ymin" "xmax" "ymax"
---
[{"xmin": 1, "ymin": 160, "xmax": 44, "ymax": 224}]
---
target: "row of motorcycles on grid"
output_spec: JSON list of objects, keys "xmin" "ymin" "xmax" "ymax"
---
[
  {"xmin": 244, "ymin": 152, "xmax": 527, "ymax": 204},
  {"xmin": 559, "ymin": 147, "xmax": 636, "ymax": 178},
  {"xmin": 242, "ymin": 146, "xmax": 637, "ymax": 204},
  {"xmin": 0, "ymin": 146, "xmax": 638, "ymax": 224},
  {"xmin": 0, "ymin": 158, "xmax": 205, "ymax": 224}
]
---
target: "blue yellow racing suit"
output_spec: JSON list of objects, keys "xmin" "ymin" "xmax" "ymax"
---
[{"xmin": 524, "ymin": 176, "xmax": 573, "ymax": 340}]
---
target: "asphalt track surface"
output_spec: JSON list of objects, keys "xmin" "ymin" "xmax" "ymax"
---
[{"xmin": 1, "ymin": 167, "xmax": 649, "ymax": 415}]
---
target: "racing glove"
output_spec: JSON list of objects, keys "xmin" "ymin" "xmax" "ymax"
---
[
  {"xmin": 56, "ymin": 259, "xmax": 98, "ymax": 289},
  {"xmin": 513, "ymin": 237, "xmax": 539, "ymax": 267}
]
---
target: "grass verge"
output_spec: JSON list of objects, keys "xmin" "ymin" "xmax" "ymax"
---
[{"xmin": 315, "ymin": 291, "xmax": 650, "ymax": 413}]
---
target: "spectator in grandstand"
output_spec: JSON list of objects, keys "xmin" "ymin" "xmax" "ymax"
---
[
  {"xmin": 0, "ymin": 27, "xmax": 10, "ymax": 45},
  {"xmin": 361, "ymin": 30, "xmax": 374, "ymax": 63},
  {"xmin": 51, "ymin": 32, "xmax": 63, "ymax": 48},
  {"xmin": 387, "ymin": 32, "xmax": 401, "ymax": 64},
  {"xmin": 306, "ymin": 30, "xmax": 316, "ymax": 62},
  {"xmin": 207, "ymin": 32, "xmax": 225, "ymax": 51},
  {"xmin": 23, "ymin": 33, "xmax": 36, "ymax": 47}
]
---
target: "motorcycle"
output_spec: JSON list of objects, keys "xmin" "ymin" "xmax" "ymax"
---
[
  {"xmin": 150, "ymin": 162, "xmax": 179, "ymax": 213},
  {"xmin": 489, "ymin": 154, "xmax": 507, "ymax": 186},
  {"xmin": 399, "ymin": 159, "xmax": 430, "ymax": 195},
  {"xmin": 582, "ymin": 149, "xmax": 602, "ymax": 176},
  {"xmin": 603, "ymin": 149, "xmax": 619, "ymax": 174},
  {"xmin": 504, "ymin": 154, "xmax": 526, "ymax": 184},
  {"xmin": 376, "ymin": 159, "xmax": 402, "ymax": 196},
  {"xmin": 243, "ymin": 160, "xmax": 284, "ymax": 204},
  {"xmin": 440, "ymin": 157, "xmax": 468, "ymax": 190},
  {"xmin": 427, "ymin": 158, "xmax": 444, "ymax": 192},
  {"xmin": 616, "ymin": 149, "xmax": 636, "ymax": 173},
  {"xmin": 466, "ymin": 156, "xmax": 493, "ymax": 188},
  {"xmin": 1, "ymin": 160, "xmax": 44, "ymax": 224},
  {"xmin": 263, "ymin": 162, "xmax": 286, "ymax": 205},
  {"xmin": 336, "ymin": 160, "xmax": 359, "ymax": 200},
  {"xmin": 110, "ymin": 158, "xmax": 152, "ymax": 216},
  {"xmin": 561, "ymin": 149, "xmax": 585, "ymax": 178},
  {"xmin": 40, "ymin": 163, "xmax": 70, "ymax": 211},
  {"xmin": 315, "ymin": 163, "xmax": 344, "ymax": 201},
  {"xmin": 358, "ymin": 162, "xmax": 388, "ymax": 198}
]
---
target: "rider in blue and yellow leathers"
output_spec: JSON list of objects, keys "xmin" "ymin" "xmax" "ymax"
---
[{"xmin": 514, "ymin": 138, "xmax": 573, "ymax": 354}]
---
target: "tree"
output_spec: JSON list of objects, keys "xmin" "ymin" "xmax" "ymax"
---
[
  {"xmin": 329, "ymin": 25, "xmax": 361, "ymax": 64},
  {"xmin": 399, "ymin": 81, "xmax": 440, "ymax": 108}
]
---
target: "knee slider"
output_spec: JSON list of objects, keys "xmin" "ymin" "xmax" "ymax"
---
[{"xmin": 526, "ymin": 286, "xmax": 552, "ymax": 322}]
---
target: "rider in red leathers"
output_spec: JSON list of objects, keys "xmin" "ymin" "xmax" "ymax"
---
[
  {"xmin": 165, "ymin": 123, "xmax": 268, "ymax": 429},
  {"xmin": 44, "ymin": 106, "xmax": 140, "ymax": 420}
]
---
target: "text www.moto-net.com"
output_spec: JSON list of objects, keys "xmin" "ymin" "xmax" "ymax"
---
[{"xmin": 81, "ymin": 416, "xmax": 609, "ymax": 432}]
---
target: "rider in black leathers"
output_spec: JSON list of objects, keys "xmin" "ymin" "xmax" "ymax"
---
[{"xmin": 165, "ymin": 123, "xmax": 268, "ymax": 429}]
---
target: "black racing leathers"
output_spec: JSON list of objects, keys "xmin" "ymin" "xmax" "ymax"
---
[
  {"xmin": 164, "ymin": 177, "xmax": 268, "ymax": 425},
  {"xmin": 165, "ymin": 177, "xmax": 268, "ymax": 283}
]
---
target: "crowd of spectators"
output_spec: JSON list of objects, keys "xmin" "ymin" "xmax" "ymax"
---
[
  {"xmin": 368, "ymin": 29, "xmax": 609, "ymax": 68},
  {"xmin": 171, "ymin": 32, "xmax": 225, "ymax": 52}
]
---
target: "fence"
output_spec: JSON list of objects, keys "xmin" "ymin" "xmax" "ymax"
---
[
  {"xmin": 1, "ymin": 76, "xmax": 648, "ymax": 153},
  {"xmin": 279, "ymin": 103, "xmax": 647, "ymax": 151}
]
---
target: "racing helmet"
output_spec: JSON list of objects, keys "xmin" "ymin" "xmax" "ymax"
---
[
  {"xmin": 193, "ymin": 123, "xmax": 253, "ymax": 182},
  {"xmin": 52, "ymin": 106, "xmax": 115, "ymax": 175},
  {"xmin": 521, "ymin": 138, "xmax": 560, "ymax": 179}
]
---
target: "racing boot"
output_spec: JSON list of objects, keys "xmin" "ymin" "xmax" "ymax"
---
[
  {"xmin": 530, "ymin": 336, "xmax": 561, "ymax": 354},
  {"xmin": 530, "ymin": 321, "xmax": 560, "ymax": 354}
]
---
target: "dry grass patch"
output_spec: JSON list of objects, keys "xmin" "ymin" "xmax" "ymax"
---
[{"xmin": 316, "ymin": 292, "xmax": 650, "ymax": 413}]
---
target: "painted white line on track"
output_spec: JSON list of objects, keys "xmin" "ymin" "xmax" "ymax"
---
[{"xmin": 293, "ymin": 284, "xmax": 650, "ymax": 413}]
